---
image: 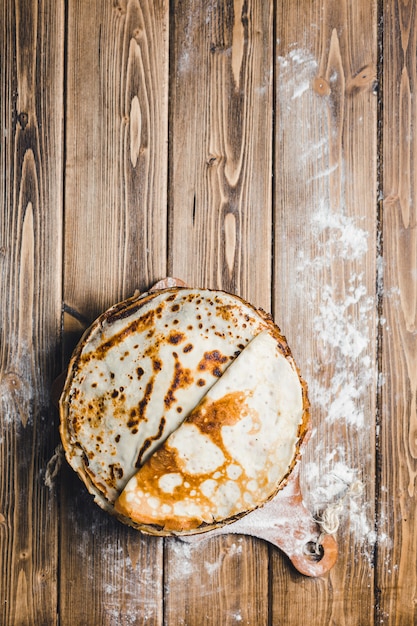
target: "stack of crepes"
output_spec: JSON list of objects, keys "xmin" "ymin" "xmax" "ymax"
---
[{"xmin": 59, "ymin": 286, "xmax": 310, "ymax": 535}]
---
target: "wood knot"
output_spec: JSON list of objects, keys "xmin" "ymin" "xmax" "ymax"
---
[
  {"xmin": 132, "ymin": 27, "xmax": 142, "ymax": 41},
  {"xmin": 37, "ymin": 569, "xmax": 50, "ymax": 584},
  {"xmin": 17, "ymin": 112, "xmax": 29, "ymax": 130},
  {"xmin": 206, "ymin": 155, "xmax": 218, "ymax": 167},
  {"xmin": 312, "ymin": 76, "xmax": 331, "ymax": 97},
  {"xmin": 113, "ymin": 0, "xmax": 126, "ymax": 14},
  {"xmin": 4, "ymin": 371, "xmax": 23, "ymax": 392},
  {"xmin": 346, "ymin": 64, "xmax": 377, "ymax": 95}
]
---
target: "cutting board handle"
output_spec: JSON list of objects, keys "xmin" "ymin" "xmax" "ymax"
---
[{"xmin": 253, "ymin": 464, "xmax": 338, "ymax": 577}]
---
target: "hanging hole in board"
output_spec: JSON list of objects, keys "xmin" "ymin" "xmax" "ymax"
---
[{"xmin": 303, "ymin": 541, "xmax": 324, "ymax": 562}]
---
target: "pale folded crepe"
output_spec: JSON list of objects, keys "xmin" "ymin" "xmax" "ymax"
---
[
  {"xmin": 59, "ymin": 286, "xmax": 309, "ymax": 534},
  {"xmin": 114, "ymin": 330, "xmax": 305, "ymax": 532}
]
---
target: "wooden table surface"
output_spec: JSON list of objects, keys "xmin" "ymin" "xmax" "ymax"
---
[{"xmin": 1, "ymin": 0, "xmax": 416, "ymax": 624}]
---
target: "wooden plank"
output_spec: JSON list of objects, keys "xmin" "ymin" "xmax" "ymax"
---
[
  {"xmin": 272, "ymin": 0, "xmax": 378, "ymax": 622},
  {"xmin": 60, "ymin": 1, "xmax": 169, "ymax": 623},
  {"xmin": 64, "ymin": 0, "xmax": 169, "ymax": 321},
  {"xmin": 165, "ymin": 1, "xmax": 273, "ymax": 624},
  {"xmin": 168, "ymin": 0, "xmax": 273, "ymax": 310},
  {"xmin": 0, "ymin": 0, "xmax": 64, "ymax": 624},
  {"xmin": 378, "ymin": 1, "xmax": 417, "ymax": 624}
]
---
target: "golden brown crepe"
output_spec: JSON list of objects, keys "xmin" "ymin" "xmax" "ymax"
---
[{"xmin": 59, "ymin": 286, "xmax": 309, "ymax": 534}]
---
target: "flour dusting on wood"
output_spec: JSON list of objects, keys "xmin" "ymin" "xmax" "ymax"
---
[
  {"xmin": 165, "ymin": 536, "xmax": 243, "ymax": 586},
  {"xmin": 276, "ymin": 46, "xmax": 378, "ymax": 555},
  {"xmin": 298, "ymin": 196, "xmax": 376, "ymax": 549}
]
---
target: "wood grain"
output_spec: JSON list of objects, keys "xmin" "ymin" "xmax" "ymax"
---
[
  {"xmin": 60, "ymin": 1, "xmax": 169, "ymax": 624},
  {"xmin": 378, "ymin": 1, "xmax": 417, "ymax": 624},
  {"xmin": 2, "ymin": 1, "xmax": 416, "ymax": 624},
  {"xmin": 0, "ymin": 0, "xmax": 64, "ymax": 624},
  {"xmin": 64, "ymin": 0, "xmax": 169, "ymax": 321},
  {"xmin": 168, "ymin": 0, "xmax": 273, "ymax": 311},
  {"xmin": 165, "ymin": 1, "xmax": 273, "ymax": 624},
  {"xmin": 272, "ymin": 0, "xmax": 378, "ymax": 623}
]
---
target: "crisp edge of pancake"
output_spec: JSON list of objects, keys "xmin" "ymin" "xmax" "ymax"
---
[
  {"xmin": 59, "ymin": 286, "xmax": 311, "ymax": 535},
  {"xmin": 59, "ymin": 289, "xmax": 157, "ymax": 514}
]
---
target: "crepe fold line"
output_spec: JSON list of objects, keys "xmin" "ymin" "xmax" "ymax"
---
[{"xmin": 59, "ymin": 287, "xmax": 310, "ymax": 535}]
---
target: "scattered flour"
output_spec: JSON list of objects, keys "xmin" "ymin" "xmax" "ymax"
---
[
  {"xmin": 72, "ymin": 528, "xmax": 163, "ymax": 623},
  {"xmin": 299, "ymin": 195, "xmax": 377, "ymax": 545},
  {"xmin": 166, "ymin": 540, "xmax": 198, "ymax": 580},
  {"xmin": 276, "ymin": 47, "xmax": 381, "ymax": 555},
  {"xmin": 165, "ymin": 536, "xmax": 244, "ymax": 587},
  {"xmin": 303, "ymin": 447, "xmax": 376, "ymax": 550},
  {"xmin": 229, "ymin": 610, "xmax": 243, "ymax": 622},
  {"xmin": 204, "ymin": 558, "xmax": 222, "ymax": 576}
]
